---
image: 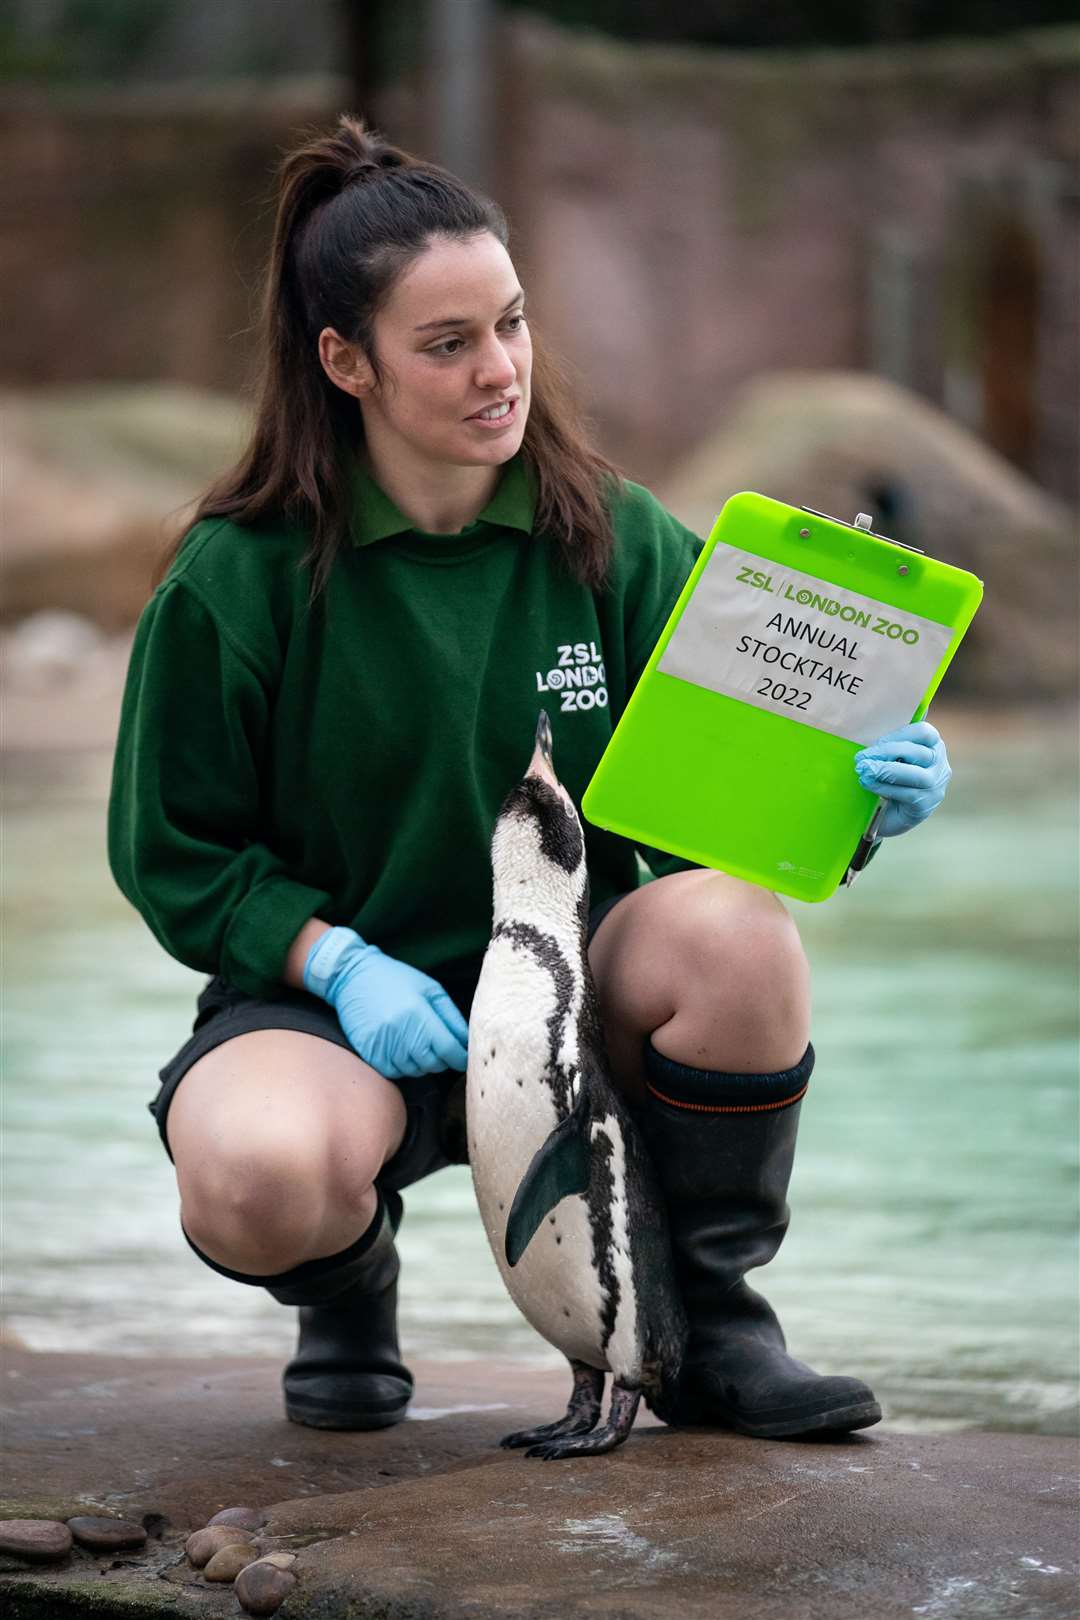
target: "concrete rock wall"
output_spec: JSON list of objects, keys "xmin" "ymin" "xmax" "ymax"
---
[
  {"xmin": 500, "ymin": 19, "xmax": 1079, "ymax": 497},
  {"xmin": 1, "ymin": 22, "xmax": 1076, "ymax": 498}
]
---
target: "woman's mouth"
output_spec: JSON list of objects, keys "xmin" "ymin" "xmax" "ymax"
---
[{"xmin": 466, "ymin": 398, "xmax": 519, "ymax": 429}]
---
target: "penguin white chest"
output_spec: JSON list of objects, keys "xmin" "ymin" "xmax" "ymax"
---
[{"xmin": 467, "ymin": 936, "xmax": 641, "ymax": 1377}]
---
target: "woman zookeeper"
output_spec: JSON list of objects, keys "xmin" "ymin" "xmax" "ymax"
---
[{"xmin": 108, "ymin": 116, "xmax": 952, "ymax": 1438}]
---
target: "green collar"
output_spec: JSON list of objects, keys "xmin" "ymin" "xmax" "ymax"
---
[{"xmin": 349, "ymin": 454, "xmax": 537, "ymax": 547}]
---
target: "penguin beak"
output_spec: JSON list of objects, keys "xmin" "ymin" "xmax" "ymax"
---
[{"xmin": 528, "ymin": 709, "xmax": 559, "ymax": 789}]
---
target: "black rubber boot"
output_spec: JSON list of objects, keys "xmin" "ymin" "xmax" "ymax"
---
[
  {"xmin": 643, "ymin": 1040, "xmax": 881, "ymax": 1438},
  {"xmin": 265, "ymin": 1188, "xmax": 413, "ymax": 1431}
]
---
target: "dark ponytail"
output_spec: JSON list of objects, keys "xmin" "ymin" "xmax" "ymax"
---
[{"xmin": 161, "ymin": 115, "xmax": 620, "ymax": 597}]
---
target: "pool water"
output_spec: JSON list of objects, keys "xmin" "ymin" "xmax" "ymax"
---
[{"xmin": 3, "ymin": 711, "xmax": 1077, "ymax": 1433}]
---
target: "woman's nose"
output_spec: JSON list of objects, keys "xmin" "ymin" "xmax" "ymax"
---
[{"xmin": 474, "ymin": 335, "xmax": 517, "ymax": 390}]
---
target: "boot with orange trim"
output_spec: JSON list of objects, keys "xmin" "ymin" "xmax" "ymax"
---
[{"xmin": 643, "ymin": 1039, "xmax": 882, "ymax": 1437}]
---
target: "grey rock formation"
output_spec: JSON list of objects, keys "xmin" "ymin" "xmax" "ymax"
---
[{"xmin": 660, "ymin": 371, "xmax": 1078, "ymax": 701}]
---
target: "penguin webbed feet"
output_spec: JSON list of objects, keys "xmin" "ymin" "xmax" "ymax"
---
[
  {"xmin": 501, "ymin": 1364, "xmax": 643, "ymax": 1459},
  {"xmin": 525, "ymin": 1381, "xmax": 641, "ymax": 1460},
  {"xmin": 500, "ymin": 1358, "xmax": 604, "ymax": 1452}
]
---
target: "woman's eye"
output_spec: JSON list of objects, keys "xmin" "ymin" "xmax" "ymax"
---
[{"xmin": 427, "ymin": 314, "xmax": 524, "ymax": 356}]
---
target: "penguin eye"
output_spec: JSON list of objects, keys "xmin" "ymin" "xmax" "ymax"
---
[{"xmin": 539, "ymin": 801, "xmax": 583, "ymax": 873}]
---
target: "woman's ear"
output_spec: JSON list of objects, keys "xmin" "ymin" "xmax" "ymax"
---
[{"xmin": 318, "ymin": 327, "xmax": 376, "ymax": 398}]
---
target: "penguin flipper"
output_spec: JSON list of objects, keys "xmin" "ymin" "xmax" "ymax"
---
[{"xmin": 505, "ymin": 1100, "xmax": 590, "ymax": 1267}]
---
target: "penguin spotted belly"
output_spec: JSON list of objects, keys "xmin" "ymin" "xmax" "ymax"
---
[
  {"xmin": 466, "ymin": 712, "xmax": 686, "ymax": 1459},
  {"xmin": 469, "ymin": 942, "xmax": 636, "ymax": 1372}
]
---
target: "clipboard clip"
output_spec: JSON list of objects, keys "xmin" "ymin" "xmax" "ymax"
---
[
  {"xmin": 843, "ymin": 799, "xmax": 887, "ymax": 888},
  {"xmin": 799, "ymin": 505, "xmax": 925, "ymax": 554}
]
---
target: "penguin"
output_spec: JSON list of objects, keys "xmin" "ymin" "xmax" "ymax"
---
[{"xmin": 466, "ymin": 710, "xmax": 686, "ymax": 1459}]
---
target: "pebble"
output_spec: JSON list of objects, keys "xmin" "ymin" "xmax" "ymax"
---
[
  {"xmin": 184, "ymin": 1524, "xmax": 255, "ymax": 1567},
  {"xmin": 249, "ymin": 1552, "xmax": 296, "ymax": 1571},
  {"xmin": 203, "ymin": 1542, "xmax": 258, "ymax": 1582},
  {"xmin": 67, "ymin": 1515, "xmax": 147, "ymax": 1552},
  {"xmin": 235, "ymin": 1559, "xmax": 297, "ymax": 1616},
  {"xmin": 207, "ymin": 1505, "xmax": 268, "ymax": 1532},
  {"xmin": 0, "ymin": 1519, "xmax": 73, "ymax": 1563}
]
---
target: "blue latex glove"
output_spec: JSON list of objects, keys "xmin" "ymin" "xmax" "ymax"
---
[
  {"xmin": 304, "ymin": 926, "xmax": 469, "ymax": 1079},
  {"xmin": 854, "ymin": 721, "xmax": 952, "ymax": 838}
]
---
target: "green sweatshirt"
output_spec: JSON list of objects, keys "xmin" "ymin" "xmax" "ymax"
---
[{"xmin": 107, "ymin": 455, "xmax": 704, "ymax": 998}]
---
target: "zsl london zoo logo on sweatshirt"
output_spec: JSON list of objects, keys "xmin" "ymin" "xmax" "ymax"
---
[{"xmin": 534, "ymin": 641, "xmax": 608, "ymax": 714}]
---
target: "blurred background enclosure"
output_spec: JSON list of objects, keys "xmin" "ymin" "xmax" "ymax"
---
[
  {"xmin": 2, "ymin": 0, "xmax": 1078, "ymax": 691},
  {"xmin": 2, "ymin": 3, "xmax": 1078, "ymax": 1435}
]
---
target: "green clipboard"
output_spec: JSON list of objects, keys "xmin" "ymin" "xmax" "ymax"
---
[{"xmin": 582, "ymin": 491, "xmax": 983, "ymax": 903}]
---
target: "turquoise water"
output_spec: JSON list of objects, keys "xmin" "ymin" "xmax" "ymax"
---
[{"xmin": 3, "ymin": 712, "xmax": 1077, "ymax": 1433}]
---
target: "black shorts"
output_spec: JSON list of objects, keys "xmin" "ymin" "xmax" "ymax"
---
[{"xmin": 149, "ymin": 892, "xmax": 631, "ymax": 1191}]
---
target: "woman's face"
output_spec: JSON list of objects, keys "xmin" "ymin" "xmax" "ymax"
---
[{"xmin": 351, "ymin": 231, "xmax": 532, "ymax": 475}]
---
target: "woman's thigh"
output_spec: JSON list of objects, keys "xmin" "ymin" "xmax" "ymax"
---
[
  {"xmin": 587, "ymin": 868, "xmax": 811, "ymax": 1102},
  {"xmin": 167, "ymin": 1029, "xmax": 408, "ymax": 1273}
]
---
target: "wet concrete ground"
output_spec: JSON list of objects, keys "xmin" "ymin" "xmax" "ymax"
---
[{"xmin": 2, "ymin": 1346, "xmax": 1077, "ymax": 1618}]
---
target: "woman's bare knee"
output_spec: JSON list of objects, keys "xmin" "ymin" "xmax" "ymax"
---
[
  {"xmin": 654, "ymin": 879, "xmax": 810, "ymax": 1072},
  {"xmin": 590, "ymin": 870, "xmax": 811, "ymax": 1088},
  {"xmin": 168, "ymin": 1030, "xmax": 407, "ymax": 1275},
  {"xmin": 180, "ymin": 1139, "xmax": 336, "ymax": 1275}
]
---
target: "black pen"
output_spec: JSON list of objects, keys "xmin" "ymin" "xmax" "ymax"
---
[{"xmin": 843, "ymin": 800, "xmax": 887, "ymax": 887}]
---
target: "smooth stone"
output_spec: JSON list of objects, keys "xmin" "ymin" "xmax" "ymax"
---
[
  {"xmin": 203, "ymin": 1542, "xmax": 258, "ymax": 1582},
  {"xmin": 185, "ymin": 1524, "xmax": 255, "ymax": 1567},
  {"xmin": 235, "ymin": 1560, "xmax": 297, "ymax": 1616},
  {"xmin": 67, "ymin": 1514, "xmax": 148, "ymax": 1552},
  {"xmin": 207, "ymin": 1505, "xmax": 268, "ymax": 1532},
  {"xmin": 249, "ymin": 1552, "xmax": 296, "ymax": 1570},
  {"xmin": 0, "ymin": 1519, "xmax": 73, "ymax": 1563}
]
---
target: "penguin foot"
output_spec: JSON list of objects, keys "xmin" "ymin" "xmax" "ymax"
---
[
  {"xmin": 500, "ymin": 1359, "xmax": 604, "ymax": 1450},
  {"xmin": 501, "ymin": 1415, "xmax": 597, "ymax": 1449},
  {"xmin": 524, "ymin": 1382, "xmax": 641, "ymax": 1460}
]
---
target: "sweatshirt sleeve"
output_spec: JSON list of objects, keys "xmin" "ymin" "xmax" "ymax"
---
[
  {"xmin": 621, "ymin": 487, "xmax": 704, "ymax": 695},
  {"xmin": 614, "ymin": 483, "xmax": 707, "ymax": 882},
  {"xmin": 107, "ymin": 576, "xmax": 332, "ymax": 997}
]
